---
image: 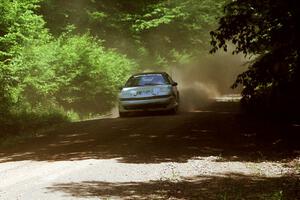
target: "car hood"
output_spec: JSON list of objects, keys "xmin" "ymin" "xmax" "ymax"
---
[{"xmin": 120, "ymin": 85, "xmax": 172, "ymax": 99}]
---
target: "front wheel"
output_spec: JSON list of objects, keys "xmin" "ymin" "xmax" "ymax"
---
[{"xmin": 168, "ymin": 106, "xmax": 178, "ymax": 115}]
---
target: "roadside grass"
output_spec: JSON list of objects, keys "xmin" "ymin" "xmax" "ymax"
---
[
  {"xmin": 0, "ymin": 123, "xmax": 64, "ymax": 148},
  {"xmin": 0, "ymin": 104, "xmax": 117, "ymax": 148},
  {"xmin": 0, "ymin": 106, "xmax": 79, "ymax": 148},
  {"xmin": 270, "ymin": 190, "xmax": 284, "ymax": 200}
]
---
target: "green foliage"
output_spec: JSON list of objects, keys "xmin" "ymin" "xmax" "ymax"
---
[
  {"xmin": 210, "ymin": 0, "xmax": 300, "ymax": 114},
  {"xmin": 0, "ymin": 0, "xmax": 49, "ymax": 59},
  {"xmin": 1, "ymin": 0, "xmax": 227, "ymax": 125},
  {"xmin": 1, "ymin": 0, "xmax": 137, "ymax": 136},
  {"xmin": 131, "ymin": 0, "xmax": 225, "ymax": 33},
  {"xmin": 270, "ymin": 190, "xmax": 283, "ymax": 200},
  {"xmin": 38, "ymin": 0, "xmax": 226, "ymax": 68},
  {"xmin": 131, "ymin": 4, "xmax": 186, "ymax": 32},
  {"xmin": 0, "ymin": 103, "xmax": 69, "ymax": 137},
  {"xmin": 13, "ymin": 33, "xmax": 137, "ymax": 114},
  {"xmin": 127, "ymin": 0, "xmax": 226, "ymax": 67},
  {"xmin": 0, "ymin": 0, "xmax": 49, "ymax": 116},
  {"xmin": 0, "ymin": 103, "xmax": 72, "ymax": 146},
  {"xmin": 87, "ymin": 11, "xmax": 107, "ymax": 22}
]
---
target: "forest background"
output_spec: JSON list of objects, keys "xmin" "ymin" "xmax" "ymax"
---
[{"xmin": 1, "ymin": 0, "xmax": 298, "ymax": 135}]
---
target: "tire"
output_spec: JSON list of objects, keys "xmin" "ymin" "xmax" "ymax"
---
[
  {"xmin": 169, "ymin": 98, "xmax": 179, "ymax": 115},
  {"xmin": 169, "ymin": 106, "xmax": 178, "ymax": 115}
]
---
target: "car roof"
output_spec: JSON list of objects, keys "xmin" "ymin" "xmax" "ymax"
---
[{"xmin": 131, "ymin": 72, "xmax": 169, "ymax": 76}]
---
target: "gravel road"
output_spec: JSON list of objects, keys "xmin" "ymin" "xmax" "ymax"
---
[{"xmin": 0, "ymin": 102, "xmax": 299, "ymax": 199}]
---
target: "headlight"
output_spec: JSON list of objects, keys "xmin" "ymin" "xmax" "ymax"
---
[{"xmin": 158, "ymin": 86, "xmax": 172, "ymax": 95}]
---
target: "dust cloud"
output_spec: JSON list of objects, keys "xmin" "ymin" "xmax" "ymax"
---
[
  {"xmin": 168, "ymin": 52, "xmax": 248, "ymax": 111},
  {"xmin": 110, "ymin": 51, "xmax": 248, "ymax": 116}
]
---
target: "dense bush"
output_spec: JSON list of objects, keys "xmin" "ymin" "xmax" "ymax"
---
[
  {"xmin": 1, "ymin": 0, "xmax": 137, "ymax": 135},
  {"xmin": 13, "ymin": 33, "xmax": 137, "ymax": 114},
  {"xmin": 0, "ymin": 0, "xmax": 49, "ymax": 113}
]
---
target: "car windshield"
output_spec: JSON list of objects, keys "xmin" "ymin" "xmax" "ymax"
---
[{"xmin": 125, "ymin": 74, "xmax": 169, "ymax": 87}]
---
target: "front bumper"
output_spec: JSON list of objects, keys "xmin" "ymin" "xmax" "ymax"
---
[{"xmin": 119, "ymin": 96, "xmax": 178, "ymax": 112}]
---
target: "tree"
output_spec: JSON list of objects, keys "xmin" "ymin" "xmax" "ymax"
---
[
  {"xmin": 0, "ymin": 0, "xmax": 49, "ymax": 113},
  {"xmin": 1, "ymin": 0, "xmax": 137, "ymax": 125},
  {"xmin": 38, "ymin": 0, "xmax": 226, "ymax": 68},
  {"xmin": 128, "ymin": 0, "xmax": 226, "ymax": 68},
  {"xmin": 14, "ymin": 33, "xmax": 137, "ymax": 114},
  {"xmin": 210, "ymin": 0, "xmax": 300, "ymax": 114}
]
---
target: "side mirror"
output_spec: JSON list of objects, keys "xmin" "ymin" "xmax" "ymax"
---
[{"xmin": 172, "ymin": 82, "xmax": 178, "ymax": 86}]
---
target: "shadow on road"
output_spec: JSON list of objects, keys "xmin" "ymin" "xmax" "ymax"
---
[
  {"xmin": 47, "ymin": 173, "xmax": 300, "ymax": 200},
  {"xmin": 0, "ymin": 101, "xmax": 299, "ymax": 163}
]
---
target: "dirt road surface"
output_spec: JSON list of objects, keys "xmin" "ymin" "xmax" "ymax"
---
[{"xmin": 0, "ymin": 101, "xmax": 300, "ymax": 199}]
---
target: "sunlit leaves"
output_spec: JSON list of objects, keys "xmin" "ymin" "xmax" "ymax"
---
[
  {"xmin": 0, "ymin": 0, "xmax": 49, "ymax": 59},
  {"xmin": 132, "ymin": 5, "xmax": 185, "ymax": 32},
  {"xmin": 0, "ymin": 0, "xmax": 49, "ymax": 115},
  {"xmin": 1, "ymin": 0, "xmax": 138, "ymax": 116},
  {"xmin": 87, "ymin": 11, "xmax": 107, "ymax": 22},
  {"xmin": 38, "ymin": 0, "xmax": 226, "ymax": 68},
  {"xmin": 13, "ymin": 33, "xmax": 137, "ymax": 113}
]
